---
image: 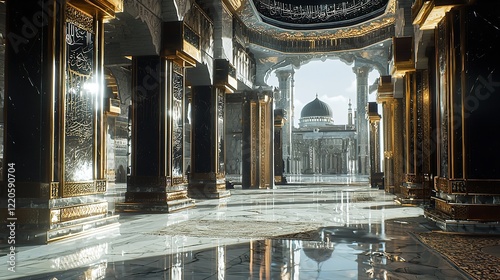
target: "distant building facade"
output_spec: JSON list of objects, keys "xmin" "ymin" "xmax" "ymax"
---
[{"xmin": 290, "ymin": 96, "xmax": 357, "ymax": 174}]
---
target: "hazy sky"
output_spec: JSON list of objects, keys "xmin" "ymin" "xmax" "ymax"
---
[{"xmin": 267, "ymin": 59, "xmax": 380, "ymax": 127}]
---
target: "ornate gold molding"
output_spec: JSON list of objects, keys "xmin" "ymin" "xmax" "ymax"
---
[
  {"xmin": 60, "ymin": 202, "xmax": 108, "ymax": 222},
  {"xmin": 62, "ymin": 181, "xmax": 106, "ymax": 197},
  {"xmin": 66, "ymin": 5, "xmax": 94, "ymax": 33},
  {"xmin": 96, "ymin": 180, "xmax": 107, "ymax": 192},
  {"xmin": 384, "ymin": 150, "xmax": 393, "ymax": 159},
  {"xmin": 172, "ymin": 177, "xmax": 187, "ymax": 186},
  {"xmin": 173, "ymin": 62, "xmax": 184, "ymax": 75},
  {"xmin": 51, "ymin": 182, "xmax": 60, "ymax": 199}
]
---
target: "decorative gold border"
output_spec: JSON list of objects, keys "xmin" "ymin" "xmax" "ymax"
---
[
  {"xmin": 172, "ymin": 177, "xmax": 187, "ymax": 185},
  {"xmin": 60, "ymin": 202, "xmax": 108, "ymax": 222},
  {"xmin": 251, "ymin": 103, "xmax": 257, "ymax": 187},
  {"xmin": 96, "ymin": 180, "xmax": 107, "ymax": 193},
  {"xmin": 173, "ymin": 62, "xmax": 183, "ymax": 75},
  {"xmin": 63, "ymin": 182, "xmax": 96, "ymax": 197},
  {"xmin": 62, "ymin": 181, "xmax": 106, "ymax": 197},
  {"xmin": 51, "ymin": 182, "xmax": 60, "ymax": 199},
  {"xmin": 66, "ymin": 4, "xmax": 94, "ymax": 34}
]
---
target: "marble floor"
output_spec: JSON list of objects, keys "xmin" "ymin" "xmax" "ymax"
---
[{"xmin": 1, "ymin": 176, "xmax": 471, "ymax": 279}]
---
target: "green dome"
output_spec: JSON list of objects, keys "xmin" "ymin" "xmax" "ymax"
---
[{"xmin": 301, "ymin": 96, "xmax": 332, "ymax": 118}]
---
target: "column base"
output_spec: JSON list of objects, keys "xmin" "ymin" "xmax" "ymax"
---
[
  {"xmin": 370, "ymin": 172, "xmax": 384, "ymax": 189},
  {"xmin": 188, "ymin": 178, "xmax": 231, "ymax": 199},
  {"xmin": 395, "ymin": 196, "xmax": 429, "ymax": 206},
  {"xmin": 5, "ymin": 215, "xmax": 121, "ymax": 244},
  {"xmin": 424, "ymin": 207, "xmax": 500, "ymax": 233},
  {"xmin": 115, "ymin": 190, "xmax": 195, "ymax": 213},
  {"xmin": 1, "ymin": 199, "xmax": 120, "ymax": 244},
  {"xmin": 385, "ymin": 185, "xmax": 395, "ymax": 194},
  {"xmin": 115, "ymin": 199, "xmax": 195, "ymax": 213},
  {"xmin": 116, "ymin": 176, "xmax": 195, "ymax": 213},
  {"xmin": 275, "ymin": 175, "xmax": 288, "ymax": 185},
  {"xmin": 396, "ymin": 173, "xmax": 432, "ymax": 205}
]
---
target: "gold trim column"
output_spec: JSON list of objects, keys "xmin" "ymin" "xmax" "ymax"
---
[
  {"xmin": 116, "ymin": 56, "xmax": 195, "ymax": 213},
  {"xmin": 368, "ymin": 102, "xmax": 382, "ymax": 189},
  {"xmin": 188, "ymin": 86, "xmax": 231, "ymax": 199},
  {"xmin": 425, "ymin": 3, "xmax": 500, "ymax": 224},
  {"xmin": 242, "ymin": 90, "xmax": 274, "ymax": 189},
  {"xmin": 393, "ymin": 96, "xmax": 405, "ymax": 195},
  {"xmin": 2, "ymin": 0, "xmax": 120, "ymax": 243},
  {"xmin": 377, "ymin": 76, "xmax": 395, "ymax": 192}
]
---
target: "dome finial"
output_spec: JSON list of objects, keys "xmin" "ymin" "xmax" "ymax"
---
[{"xmin": 316, "ymin": 93, "xmax": 318, "ymax": 99}]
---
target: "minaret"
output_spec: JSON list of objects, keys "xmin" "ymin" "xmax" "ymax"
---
[{"xmin": 348, "ymin": 99, "xmax": 353, "ymax": 126}]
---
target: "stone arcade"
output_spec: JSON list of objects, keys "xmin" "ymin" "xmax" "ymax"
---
[{"xmin": 1, "ymin": 0, "xmax": 500, "ymax": 278}]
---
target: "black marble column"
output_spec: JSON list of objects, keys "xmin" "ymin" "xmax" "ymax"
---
[
  {"xmin": 428, "ymin": 3, "xmax": 500, "ymax": 223},
  {"xmin": 1, "ymin": 0, "xmax": 119, "ymax": 243},
  {"xmin": 116, "ymin": 56, "xmax": 194, "ymax": 212},
  {"xmin": 188, "ymin": 86, "xmax": 230, "ymax": 198},
  {"xmin": 367, "ymin": 102, "xmax": 382, "ymax": 189}
]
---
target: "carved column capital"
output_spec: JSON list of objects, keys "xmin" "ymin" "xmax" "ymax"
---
[
  {"xmin": 352, "ymin": 65, "xmax": 372, "ymax": 77},
  {"xmin": 275, "ymin": 68, "xmax": 295, "ymax": 81}
]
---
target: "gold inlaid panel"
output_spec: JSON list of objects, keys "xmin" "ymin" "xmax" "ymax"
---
[
  {"xmin": 51, "ymin": 209, "xmax": 61, "ymax": 224},
  {"xmin": 166, "ymin": 191, "xmax": 189, "ymax": 201},
  {"xmin": 260, "ymin": 102, "xmax": 268, "ymax": 188},
  {"xmin": 251, "ymin": 103, "xmax": 257, "ymax": 187},
  {"xmin": 63, "ymin": 181, "xmax": 96, "ymax": 197},
  {"xmin": 51, "ymin": 182, "xmax": 60, "ymax": 199},
  {"xmin": 435, "ymin": 177, "xmax": 450, "ymax": 193},
  {"xmin": 59, "ymin": 202, "xmax": 108, "ymax": 222},
  {"xmin": 173, "ymin": 62, "xmax": 183, "ymax": 75},
  {"xmin": 434, "ymin": 199, "xmax": 453, "ymax": 216},
  {"xmin": 66, "ymin": 5, "xmax": 94, "ymax": 33},
  {"xmin": 96, "ymin": 180, "xmax": 107, "ymax": 193},
  {"xmin": 172, "ymin": 177, "xmax": 187, "ymax": 186}
]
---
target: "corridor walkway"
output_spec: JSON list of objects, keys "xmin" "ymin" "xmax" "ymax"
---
[{"xmin": 1, "ymin": 176, "xmax": 472, "ymax": 279}]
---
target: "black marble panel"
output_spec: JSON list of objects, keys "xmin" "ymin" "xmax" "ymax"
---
[
  {"xmin": 416, "ymin": 71, "xmax": 423, "ymax": 175},
  {"xmin": 64, "ymin": 22, "xmax": 95, "ymax": 182},
  {"xmin": 192, "ymin": 86, "xmax": 213, "ymax": 173},
  {"xmin": 437, "ymin": 18, "xmax": 448, "ymax": 177},
  {"xmin": 451, "ymin": 10, "xmax": 463, "ymax": 179},
  {"xmin": 4, "ymin": 1, "xmax": 62, "ymax": 183},
  {"xmin": 172, "ymin": 72, "xmax": 183, "ymax": 177},
  {"xmin": 464, "ymin": 5, "xmax": 500, "ymax": 179},
  {"xmin": 132, "ymin": 56, "xmax": 163, "ymax": 176},
  {"xmin": 274, "ymin": 128, "xmax": 284, "ymax": 176}
]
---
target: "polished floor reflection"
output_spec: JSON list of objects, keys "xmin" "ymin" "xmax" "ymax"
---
[{"xmin": 0, "ymin": 176, "xmax": 469, "ymax": 279}]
